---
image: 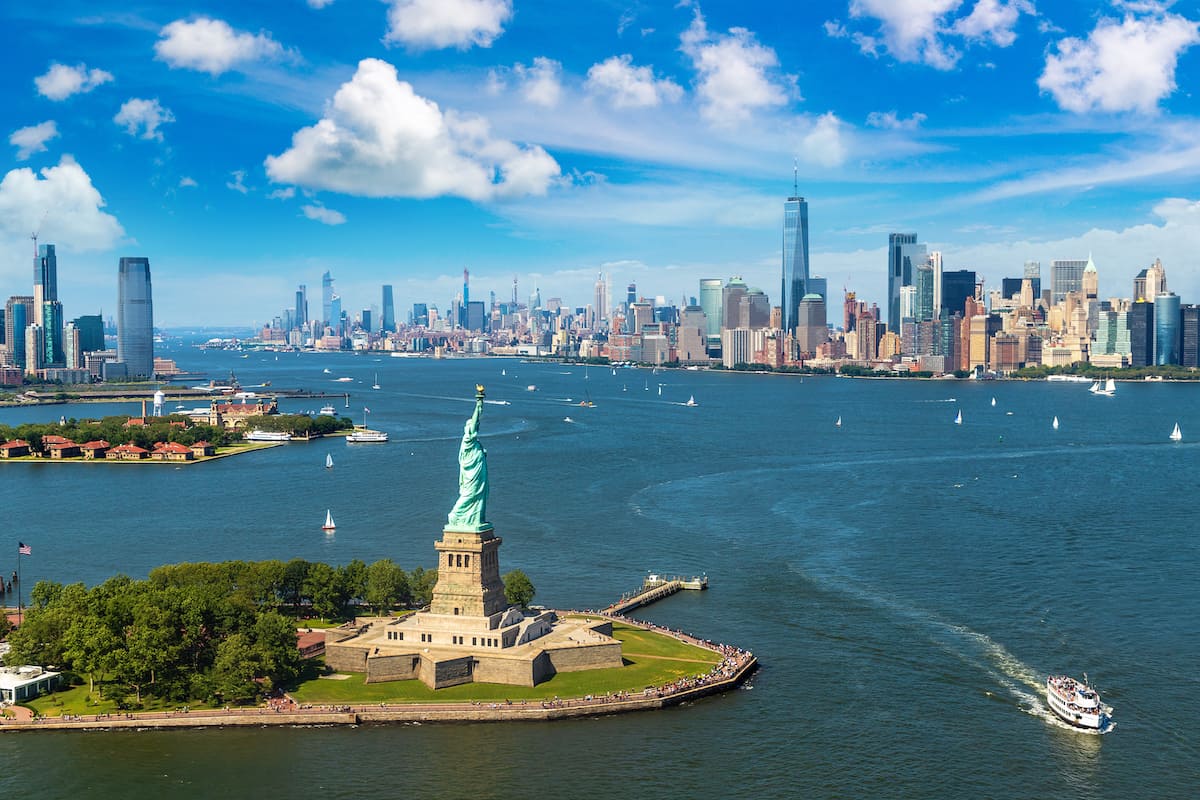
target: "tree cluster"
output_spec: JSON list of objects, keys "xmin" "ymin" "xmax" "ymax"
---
[
  {"xmin": 238, "ymin": 414, "xmax": 353, "ymax": 436},
  {"xmin": 4, "ymin": 558, "xmax": 438, "ymax": 707}
]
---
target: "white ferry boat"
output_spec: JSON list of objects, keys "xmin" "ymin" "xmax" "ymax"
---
[
  {"xmin": 318, "ymin": 405, "xmax": 336, "ymax": 415},
  {"xmin": 244, "ymin": 430, "xmax": 292, "ymax": 442},
  {"xmin": 346, "ymin": 428, "xmax": 389, "ymax": 443},
  {"xmin": 1046, "ymin": 675, "xmax": 1113, "ymax": 731}
]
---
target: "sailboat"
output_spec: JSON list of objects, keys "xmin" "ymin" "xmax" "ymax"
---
[
  {"xmin": 835, "ymin": 416, "xmax": 842, "ymax": 428},
  {"xmin": 345, "ymin": 392, "xmax": 350, "ymax": 408},
  {"xmin": 501, "ymin": 368, "xmax": 506, "ymax": 376},
  {"xmin": 1170, "ymin": 422, "xmax": 1182, "ymax": 441},
  {"xmin": 325, "ymin": 453, "xmax": 333, "ymax": 469},
  {"xmin": 372, "ymin": 373, "xmax": 380, "ymax": 390},
  {"xmin": 991, "ymin": 397, "xmax": 996, "ymax": 407},
  {"xmin": 1052, "ymin": 416, "xmax": 1059, "ymax": 430},
  {"xmin": 657, "ymin": 385, "xmax": 662, "ymax": 397},
  {"xmin": 1094, "ymin": 377, "xmax": 1115, "ymax": 397},
  {"xmin": 322, "ymin": 510, "xmax": 336, "ymax": 531},
  {"xmin": 685, "ymin": 395, "xmax": 697, "ymax": 407},
  {"xmin": 954, "ymin": 410, "xmax": 963, "ymax": 425}
]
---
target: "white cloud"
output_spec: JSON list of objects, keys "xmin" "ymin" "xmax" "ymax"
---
[
  {"xmin": 114, "ymin": 98, "xmax": 175, "ymax": 141},
  {"xmin": 585, "ymin": 54, "xmax": 684, "ymax": 109},
  {"xmin": 800, "ymin": 113, "xmax": 847, "ymax": 168},
  {"xmin": 301, "ymin": 203, "xmax": 347, "ymax": 225},
  {"xmin": 33, "ymin": 63, "xmax": 114, "ymax": 101},
  {"xmin": 264, "ymin": 58, "xmax": 560, "ymax": 201},
  {"xmin": 267, "ymin": 186, "xmax": 295, "ymax": 200},
  {"xmin": 155, "ymin": 17, "xmax": 287, "ymax": 76},
  {"xmin": 866, "ymin": 110, "xmax": 928, "ymax": 130},
  {"xmin": 383, "ymin": 0, "xmax": 512, "ymax": 50},
  {"xmin": 226, "ymin": 170, "xmax": 250, "ymax": 193},
  {"xmin": 842, "ymin": 0, "xmax": 1033, "ymax": 69},
  {"xmin": 952, "ymin": 0, "xmax": 1033, "ymax": 46},
  {"xmin": 1038, "ymin": 9, "xmax": 1200, "ymax": 113},
  {"xmin": 179, "ymin": 176, "xmax": 198, "ymax": 188},
  {"xmin": 0, "ymin": 157, "xmax": 124, "ymax": 261},
  {"xmin": 10, "ymin": 121, "xmax": 59, "ymax": 160},
  {"xmin": 513, "ymin": 57, "xmax": 563, "ymax": 107},
  {"xmin": 680, "ymin": 7, "xmax": 791, "ymax": 124},
  {"xmin": 308, "ymin": 0, "xmax": 336, "ymax": 7}
]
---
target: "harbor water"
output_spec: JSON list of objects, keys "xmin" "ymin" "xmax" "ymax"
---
[{"xmin": 1, "ymin": 349, "xmax": 1197, "ymax": 799}]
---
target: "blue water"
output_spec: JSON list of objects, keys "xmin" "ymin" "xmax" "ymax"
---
[{"xmin": 1, "ymin": 349, "xmax": 1197, "ymax": 798}]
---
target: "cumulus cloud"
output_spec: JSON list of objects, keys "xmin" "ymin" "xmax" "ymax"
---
[
  {"xmin": 836, "ymin": 0, "xmax": 1033, "ymax": 69},
  {"xmin": 585, "ymin": 54, "xmax": 684, "ymax": 108},
  {"xmin": 226, "ymin": 170, "xmax": 250, "ymax": 193},
  {"xmin": 680, "ymin": 7, "xmax": 791, "ymax": 124},
  {"xmin": 155, "ymin": 17, "xmax": 287, "ymax": 75},
  {"xmin": 308, "ymin": 0, "xmax": 336, "ymax": 7},
  {"xmin": 264, "ymin": 58, "xmax": 560, "ymax": 201},
  {"xmin": 34, "ymin": 63, "xmax": 114, "ymax": 101},
  {"xmin": 267, "ymin": 186, "xmax": 295, "ymax": 200},
  {"xmin": 114, "ymin": 98, "xmax": 175, "ymax": 141},
  {"xmin": 383, "ymin": 0, "xmax": 512, "ymax": 50},
  {"xmin": 800, "ymin": 113, "xmax": 847, "ymax": 167},
  {"xmin": 301, "ymin": 203, "xmax": 347, "ymax": 225},
  {"xmin": 10, "ymin": 121, "xmax": 59, "ymax": 160},
  {"xmin": 1038, "ymin": 9, "xmax": 1200, "ymax": 113},
  {"xmin": 0, "ymin": 157, "xmax": 124, "ymax": 255},
  {"xmin": 513, "ymin": 57, "xmax": 563, "ymax": 107},
  {"xmin": 866, "ymin": 110, "xmax": 928, "ymax": 130},
  {"xmin": 178, "ymin": 176, "xmax": 198, "ymax": 188}
]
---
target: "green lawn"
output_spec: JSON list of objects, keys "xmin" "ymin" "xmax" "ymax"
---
[
  {"xmin": 290, "ymin": 623, "xmax": 721, "ymax": 705},
  {"xmin": 24, "ymin": 683, "xmax": 216, "ymax": 717}
]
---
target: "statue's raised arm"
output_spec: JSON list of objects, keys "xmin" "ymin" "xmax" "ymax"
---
[{"xmin": 447, "ymin": 385, "xmax": 489, "ymax": 529}]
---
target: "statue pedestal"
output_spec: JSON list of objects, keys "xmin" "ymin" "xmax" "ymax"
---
[{"xmin": 430, "ymin": 525, "xmax": 506, "ymax": 618}]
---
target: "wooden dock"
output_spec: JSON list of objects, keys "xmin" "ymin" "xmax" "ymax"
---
[{"xmin": 603, "ymin": 573, "xmax": 708, "ymax": 615}]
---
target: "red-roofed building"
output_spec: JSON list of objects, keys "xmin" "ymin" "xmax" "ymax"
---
[
  {"xmin": 0, "ymin": 440, "xmax": 31, "ymax": 458},
  {"xmin": 296, "ymin": 630, "xmax": 326, "ymax": 658},
  {"xmin": 106, "ymin": 442, "xmax": 150, "ymax": 461},
  {"xmin": 151, "ymin": 442, "xmax": 194, "ymax": 462},
  {"xmin": 124, "ymin": 417, "xmax": 148, "ymax": 427},
  {"xmin": 207, "ymin": 398, "xmax": 279, "ymax": 429},
  {"xmin": 42, "ymin": 435, "xmax": 73, "ymax": 446},
  {"xmin": 80, "ymin": 440, "xmax": 111, "ymax": 459},
  {"xmin": 46, "ymin": 439, "xmax": 81, "ymax": 459},
  {"xmin": 190, "ymin": 441, "xmax": 216, "ymax": 457}
]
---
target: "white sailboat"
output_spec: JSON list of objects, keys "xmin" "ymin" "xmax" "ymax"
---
[
  {"xmin": 1052, "ymin": 416, "xmax": 1059, "ymax": 430},
  {"xmin": 835, "ymin": 416, "xmax": 842, "ymax": 428},
  {"xmin": 1105, "ymin": 378, "xmax": 1116, "ymax": 394},
  {"xmin": 1170, "ymin": 422, "xmax": 1182, "ymax": 441},
  {"xmin": 322, "ymin": 510, "xmax": 336, "ymax": 531},
  {"xmin": 658, "ymin": 385, "xmax": 662, "ymax": 396},
  {"xmin": 1088, "ymin": 380, "xmax": 1101, "ymax": 394},
  {"xmin": 372, "ymin": 373, "xmax": 380, "ymax": 390},
  {"xmin": 991, "ymin": 397, "xmax": 996, "ymax": 407},
  {"xmin": 685, "ymin": 395, "xmax": 697, "ymax": 407},
  {"xmin": 325, "ymin": 453, "xmax": 333, "ymax": 469},
  {"xmin": 501, "ymin": 368, "xmax": 506, "ymax": 376},
  {"xmin": 954, "ymin": 410, "xmax": 963, "ymax": 425}
]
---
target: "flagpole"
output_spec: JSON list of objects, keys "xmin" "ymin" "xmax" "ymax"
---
[{"xmin": 16, "ymin": 543, "xmax": 22, "ymax": 627}]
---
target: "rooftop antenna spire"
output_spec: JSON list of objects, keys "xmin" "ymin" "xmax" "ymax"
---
[{"xmin": 793, "ymin": 159, "xmax": 798, "ymax": 197}]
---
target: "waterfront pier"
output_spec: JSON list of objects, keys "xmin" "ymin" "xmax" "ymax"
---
[{"xmin": 604, "ymin": 573, "xmax": 708, "ymax": 615}]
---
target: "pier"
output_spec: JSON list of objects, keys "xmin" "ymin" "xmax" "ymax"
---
[{"xmin": 604, "ymin": 573, "xmax": 708, "ymax": 615}]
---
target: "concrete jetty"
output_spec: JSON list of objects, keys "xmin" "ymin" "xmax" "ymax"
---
[{"xmin": 604, "ymin": 573, "xmax": 708, "ymax": 615}]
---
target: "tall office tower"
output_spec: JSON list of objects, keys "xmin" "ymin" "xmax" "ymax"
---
[
  {"xmin": 117, "ymin": 257, "xmax": 155, "ymax": 378},
  {"xmin": 1145, "ymin": 258, "xmax": 1167, "ymax": 298},
  {"xmin": 72, "ymin": 315, "xmax": 105, "ymax": 353},
  {"xmin": 24, "ymin": 324, "xmax": 45, "ymax": 376},
  {"xmin": 843, "ymin": 290, "xmax": 857, "ymax": 332},
  {"xmin": 461, "ymin": 269, "xmax": 470, "ymax": 329},
  {"xmin": 722, "ymin": 277, "xmax": 748, "ymax": 330},
  {"xmin": 1020, "ymin": 279, "xmax": 1035, "ymax": 308},
  {"xmin": 899, "ymin": 285, "xmax": 917, "ymax": 321},
  {"xmin": 806, "ymin": 276, "xmax": 827, "ymax": 302},
  {"xmin": 887, "ymin": 233, "xmax": 925, "ymax": 328},
  {"xmin": 781, "ymin": 187, "xmax": 810, "ymax": 333},
  {"xmin": 361, "ymin": 309, "xmax": 372, "ymax": 332},
  {"xmin": 796, "ymin": 294, "xmax": 827, "ymax": 355},
  {"xmin": 1133, "ymin": 270, "xmax": 1148, "ymax": 301},
  {"xmin": 914, "ymin": 262, "xmax": 936, "ymax": 321},
  {"xmin": 699, "ymin": 278, "xmax": 723, "ymax": 338},
  {"xmin": 857, "ymin": 314, "xmax": 879, "ymax": 361},
  {"xmin": 1154, "ymin": 293, "xmax": 1181, "ymax": 365},
  {"xmin": 928, "ymin": 251, "xmax": 943, "ymax": 318},
  {"xmin": 5, "ymin": 296, "xmax": 34, "ymax": 369},
  {"xmin": 295, "ymin": 285, "xmax": 308, "ymax": 329},
  {"xmin": 1050, "ymin": 259, "xmax": 1086, "ymax": 304},
  {"xmin": 63, "ymin": 321, "xmax": 81, "ymax": 369},
  {"xmin": 322, "ymin": 271, "xmax": 334, "ymax": 325},
  {"xmin": 626, "ymin": 283, "xmax": 636, "ymax": 307},
  {"xmin": 1024, "ymin": 260, "xmax": 1040, "ymax": 280},
  {"xmin": 0, "ymin": 307, "xmax": 5, "ymax": 351},
  {"xmin": 940, "ymin": 270, "xmax": 976, "ymax": 318},
  {"xmin": 412, "ymin": 303, "xmax": 429, "ymax": 327},
  {"xmin": 1082, "ymin": 259, "xmax": 1098, "ymax": 300},
  {"xmin": 677, "ymin": 306, "xmax": 708, "ymax": 362},
  {"xmin": 1181, "ymin": 305, "xmax": 1200, "ymax": 367},
  {"xmin": 467, "ymin": 301, "xmax": 486, "ymax": 332},
  {"xmin": 594, "ymin": 273, "xmax": 608, "ymax": 324},
  {"xmin": 381, "ymin": 285, "xmax": 395, "ymax": 332},
  {"xmin": 33, "ymin": 244, "xmax": 58, "ymax": 327},
  {"xmin": 1128, "ymin": 300, "xmax": 1154, "ymax": 367},
  {"xmin": 740, "ymin": 288, "xmax": 771, "ymax": 330},
  {"xmin": 42, "ymin": 300, "xmax": 64, "ymax": 366}
]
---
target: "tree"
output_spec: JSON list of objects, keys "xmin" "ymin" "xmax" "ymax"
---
[
  {"xmin": 340, "ymin": 559, "xmax": 368, "ymax": 606},
  {"xmin": 407, "ymin": 566, "xmax": 437, "ymax": 607},
  {"xmin": 364, "ymin": 559, "xmax": 409, "ymax": 613},
  {"xmin": 503, "ymin": 570, "xmax": 535, "ymax": 608},
  {"xmin": 281, "ymin": 559, "xmax": 311, "ymax": 609},
  {"xmin": 302, "ymin": 562, "xmax": 345, "ymax": 620}
]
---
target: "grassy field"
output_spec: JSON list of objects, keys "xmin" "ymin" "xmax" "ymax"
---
[
  {"xmin": 289, "ymin": 622, "xmax": 721, "ymax": 705},
  {"xmin": 24, "ymin": 684, "xmax": 216, "ymax": 717}
]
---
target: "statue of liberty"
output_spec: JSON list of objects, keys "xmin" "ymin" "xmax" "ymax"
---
[{"xmin": 448, "ymin": 384, "xmax": 488, "ymax": 529}]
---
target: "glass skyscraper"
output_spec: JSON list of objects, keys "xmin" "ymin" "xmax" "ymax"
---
[
  {"xmin": 887, "ymin": 233, "xmax": 925, "ymax": 329},
  {"xmin": 117, "ymin": 257, "xmax": 155, "ymax": 379},
  {"xmin": 34, "ymin": 244, "xmax": 57, "ymax": 327},
  {"xmin": 381, "ymin": 285, "xmax": 395, "ymax": 332},
  {"xmin": 781, "ymin": 193, "xmax": 809, "ymax": 334},
  {"xmin": 1154, "ymin": 293, "xmax": 1181, "ymax": 365},
  {"xmin": 1050, "ymin": 259, "xmax": 1087, "ymax": 304},
  {"xmin": 699, "ymin": 278, "xmax": 723, "ymax": 338},
  {"xmin": 322, "ymin": 271, "xmax": 334, "ymax": 326},
  {"xmin": 940, "ymin": 270, "xmax": 976, "ymax": 319}
]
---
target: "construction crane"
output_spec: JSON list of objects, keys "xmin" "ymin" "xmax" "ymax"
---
[{"xmin": 30, "ymin": 210, "xmax": 49, "ymax": 258}]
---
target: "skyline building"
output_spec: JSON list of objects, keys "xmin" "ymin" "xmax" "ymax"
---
[
  {"xmin": 42, "ymin": 300, "xmax": 64, "ymax": 366},
  {"xmin": 593, "ymin": 273, "xmax": 608, "ymax": 325},
  {"xmin": 781, "ymin": 186, "xmax": 810, "ymax": 334},
  {"xmin": 699, "ymin": 278, "xmax": 723, "ymax": 339},
  {"xmin": 1181, "ymin": 305, "xmax": 1200, "ymax": 368},
  {"xmin": 1128, "ymin": 299, "xmax": 1154, "ymax": 367},
  {"xmin": 887, "ymin": 233, "xmax": 925, "ymax": 329},
  {"xmin": 33, "ymin": 244, "xmax": 57, "ymax": 328},
  {"xmin": 322, "ymin": 271, "xmax": 334, "ymax": 325},
  {"xmin": 5, "ymin": 296, "xmax": 33, "ymax": 370},
  {"xmin": 72, "ymin": 314, "xmax": 104, "ymax": 353},
  {"xmin": 722, "ymin": 277, "xmax": 748, "ymax": 331},
  {"xmin": 940, "ymin": 270, "xmax": 976, "ymax": 319},
  {"xmin": 117, "ymin": 257, "xmax": 155, "ymax": 379},
  {"xmin": 1154, "ymin": 292, "xmax": 1181, "ymax": 365},
  {"xmin": 295, "ymin": 285, "xmax": 307, "ymax": 329},
  {"xmin": 796, "ymin": 293, "xmax": 827, "ymax": 355},
  {"xmin": 1051, "ymin": 258, "xmax": 1087, "ymax": 304},
  {"xmin": 382, "ymin": 285, "xmax": 395, "ymax": 333}
]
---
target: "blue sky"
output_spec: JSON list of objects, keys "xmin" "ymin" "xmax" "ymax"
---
[{"xmin": 3, "ymin": 0, "xmax": 1200, "ymax": 326}]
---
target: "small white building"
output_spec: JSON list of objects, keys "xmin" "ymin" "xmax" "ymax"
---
[{"xmin": 0, "ymin": 666, "xmax": 60, "ymax": 703}]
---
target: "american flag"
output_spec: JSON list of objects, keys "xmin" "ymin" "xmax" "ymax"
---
[
  {"xmin": 18, "ymin": 542, "xmax": 31, "ymax": 556},
  {"xmin": 363, "ymin": 407, "xmax": 370, "ymax": 413}
]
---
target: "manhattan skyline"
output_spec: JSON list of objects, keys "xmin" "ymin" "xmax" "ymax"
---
[{"xmin": 2, "ymin": 1, "xmax": 1199, "ymax": 325}]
